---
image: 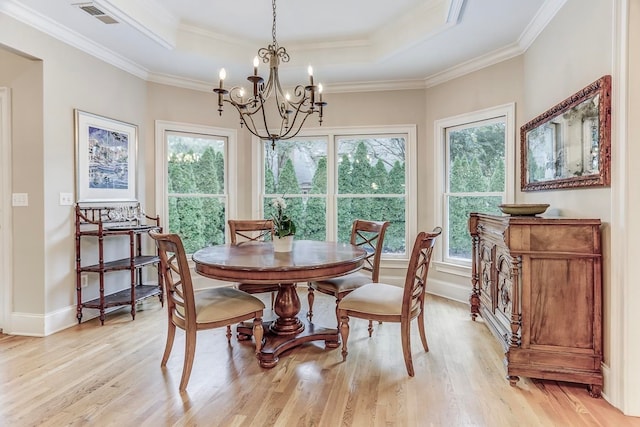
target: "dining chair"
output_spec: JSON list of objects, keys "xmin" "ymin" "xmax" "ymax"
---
[
  {"xmin": 307, "ymin": 219, "xmax": 390, "ymax": 332},
  {"xmin": 228, "ymin": 219, "xmax": 280, "ymax": 310},
  {"xmin": 149, "ymin": 231, "xmax": 265, "ymax": 392},
  {"xmin": 337, "ymin": 227, "xmax": 442, "ymax": 376}
]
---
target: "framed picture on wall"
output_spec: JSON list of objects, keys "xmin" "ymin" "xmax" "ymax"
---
[{"xmin": 74, "ymin": 110, "xmax": 137, "ymax": 202}]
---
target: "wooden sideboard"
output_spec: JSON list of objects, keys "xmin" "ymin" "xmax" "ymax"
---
[{"xmin": 469, "ymin": 213, "xmax": 603, "ymax": 397}]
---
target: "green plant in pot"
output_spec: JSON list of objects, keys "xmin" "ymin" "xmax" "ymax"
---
[{"xmin": 271, "ymin": 197, "xmax": 296, "ymax": 238}]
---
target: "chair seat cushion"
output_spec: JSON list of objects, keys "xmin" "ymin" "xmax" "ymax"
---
[
  {"xmin": 338, "ymin": 282, "xmax": 403, "ymax": 315},
  {"xmin": 191, "ymin": 287, "xmax": 265, "ymax": 323},
  {"xmin": 312, "ymin": 271, "xmax": 373, "ymax": 294}
]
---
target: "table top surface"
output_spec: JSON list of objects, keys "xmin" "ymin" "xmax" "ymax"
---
[{"xmin": 192, "ymin": 240, "xmax": 367, "ymax": 284}]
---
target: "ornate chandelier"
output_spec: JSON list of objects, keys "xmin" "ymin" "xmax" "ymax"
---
[{"xmin": 213, "ymin": 0, "xmax": 326, "ymax": 149}]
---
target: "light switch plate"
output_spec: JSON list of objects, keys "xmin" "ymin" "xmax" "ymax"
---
[
  {"xmin": 12, "ymin": 193, "xmax": 28, "ymax": 207},
  {"xmin": 59, "ymin": 192, "xmax": 74, "ymax": 206}
]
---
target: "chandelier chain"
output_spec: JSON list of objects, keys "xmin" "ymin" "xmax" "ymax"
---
[{"xmin": 272, "ymin": 0, "xmax": 277, "ymax": 48}]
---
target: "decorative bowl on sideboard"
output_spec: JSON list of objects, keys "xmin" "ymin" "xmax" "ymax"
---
[{"xmin": 498, "ymin": 203, "xmax": 550, "ymax": 216}]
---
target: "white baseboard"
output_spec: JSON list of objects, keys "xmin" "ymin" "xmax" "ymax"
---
[
  {"xmin": 8, "ymin": 305, "xmax": 79, "ymax": 337},
  {"xmin": 7, "ymin": 311, "xmax": 46, "ymax": 337},
  {"xmin": 427, "ymin": 278, "xmax": 470, "ymax": 305},
  {"xmin": 377, "ymin": 274, "xmax": 470, "ymax": 305},
  {"xmin": 7, "ymin": 304, "xmax": 125, "ymax": 337}
]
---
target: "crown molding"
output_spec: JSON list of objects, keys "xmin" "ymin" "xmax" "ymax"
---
[
  {"xmin": 518, "ymin": 0, "xmax": 568, "ymax": 50},
  {"xmin": 326, "ymin": 79, "xmax": 427, "ymax": 93},
  {"xmin": 147, "ymin": 72, "xmax": 213, "ymax": 92},
  {"xmin": 148, "ymin": 71, "xmax": 428, "ymax": 94},
  {"xmin": 424, "ymin": 42, "xmax": 523, "ymax": 88},
  {"xmin": 0, "ymin": 0, "xmax": 149, "ymax": 80}
]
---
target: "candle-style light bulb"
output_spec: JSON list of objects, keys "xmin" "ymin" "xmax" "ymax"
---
[
  {"xmin": 308, "ymin": 65, "xmax": 314, "ymax": 86},
  {"xmin": 218, "ymin": 68, "xmax": 226, "ymax": 89},
  {"xmin": 318, "ymin": 83, "xmax": 323, "ymax": 102},
  {"xmin": 285, "ymin": 92, "xmax": 291, "ymax": 101},
  {"xmin": 253, "ymin": 56, "xmax": 259, "ymax": 76},
  {"xmin": 239, "ymin": 87, "xmax": 245, "ymax": 102}
]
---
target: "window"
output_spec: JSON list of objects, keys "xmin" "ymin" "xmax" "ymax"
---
[
  {"xmin": 435, "ymin": 104, "xmax": 515, "ymax": 267},
  {"xmin": 155, "ymin": 121, "xmax": 237, "ymax": 254},
  {"xmin": 255, "ymin": 126, "xmax": 416, "ymax": 258}
]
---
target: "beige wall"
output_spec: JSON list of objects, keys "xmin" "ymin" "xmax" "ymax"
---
[{"xmin": 1, "ymin": 15, "xmax": 147, "ymax": 332}]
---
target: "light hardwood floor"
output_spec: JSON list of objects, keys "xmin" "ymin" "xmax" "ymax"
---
[{"xmin": 1, "ymin": 289, "xmax": 638, "ymax": 426}]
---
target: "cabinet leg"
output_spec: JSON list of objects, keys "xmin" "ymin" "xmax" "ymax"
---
[
  {"xmin": 588, "ymin": 384, "xmax": 602, "ymax": 398},
  {"xmin": 469, "ymin": 293, "xmax": 480, "ymax": 321},
  {"xmin": 508, "ymin": 375, "xmax": 519, "ymax": 387}
]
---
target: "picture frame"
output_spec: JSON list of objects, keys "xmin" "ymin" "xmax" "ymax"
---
[
  {"xmin": 520, "ymin": 75, "xmax": 611, "ymax": 191},
  {"xmin": 75, "ymin": 110, "xmax": 138, "ymax": 202}
]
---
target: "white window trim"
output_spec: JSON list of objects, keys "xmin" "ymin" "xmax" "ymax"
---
[
  {"xmin": 433, "ymin": 103, "xmax": 515, "ymax": 272},
  {"xmin": 154, "ymin": 120, "xmax": 238, "ymax": 232},
  {"xmin": 252, "ymin": 124, "xmax": 417, "ymax": 261}
]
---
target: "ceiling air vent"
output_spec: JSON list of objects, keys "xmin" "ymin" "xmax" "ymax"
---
[{"xmin": 75, "ymin": 3, "xmax": 119, "ymax": 24}]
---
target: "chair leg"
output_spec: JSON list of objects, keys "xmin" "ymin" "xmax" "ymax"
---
[
  {"xmin": 179, "ymin": 328, "xmax": 197, "ymax": 392},
  {"xmin": 253, "ymin": 317, "xmax": 264, "ymax": 354},
  {"xmin": 307, "ymin": 284, "xmax": 315, "ymax": 320},
  {"xmin": 161, "ymin": 320, "xmax": 176, "ymax": 366},
  {"xmin": 400, "ymin": 320, "xmax": 414, "ymax": 376},
  {"xmin": 334, "ymin": 297, "xmax": 341, "ymax": 329},
  {"xmin": 339, "ymin": 310, "xmax": 350, "ymax": 361},
  {"xmin": 418, "ymin": 312, "xmax": 429, "ymax": 352},
  {"xmin": 226, "ymin": 325, "xmax": 232, "ymax": 343},
  {"xmin": 368, "ymin": 320, "xmax": 374, "ymax": 337}
]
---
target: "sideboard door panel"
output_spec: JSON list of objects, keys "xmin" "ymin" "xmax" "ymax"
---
[{"xmin": 528, "ymin": 257, "xmax": 595, "ymax": 349}]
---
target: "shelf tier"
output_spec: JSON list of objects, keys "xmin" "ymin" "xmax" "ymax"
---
[
  {"xmin": 79, "ymin": 225, "xmax": 160, "ymax": 236},
  {"xmin": 82, "ymin": 284, "xmax": 162, "ymax": 309},
  {"xmin": 79, "ymin": 255, "xmax": 160, "ymax": 272}
]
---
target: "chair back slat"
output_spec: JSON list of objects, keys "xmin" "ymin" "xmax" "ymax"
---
[
  {"xmin": 402, "ymin": 227, "xmax": 442, "ymax": 318},
  {"xmin": 228, "ymin": 219, "xmax": 275, "ymax": 244},
  {"xmin": 149, "ymin": 232, "xmax": 196, "ymax": 324},
  {"xmin": 350, "ymin": 219, "xmax": 390, "ymax": 282}
]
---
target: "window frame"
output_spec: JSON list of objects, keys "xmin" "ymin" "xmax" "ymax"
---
[
  {"xmin": 154, "ymin": 120, "xmax": 238, "ymax": 239},
  {"xmin": 434, "ymin": 103, "xmax": 515, "ymax": 274},
  {"xmin": 252, "ymin": 125, "xmax": 417, "ymax": 263}
]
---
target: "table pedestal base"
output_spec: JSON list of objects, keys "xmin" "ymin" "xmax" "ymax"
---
[
  {"xmin": 237, "ymin": 319, "xmax": 339, "ymax": 368},
  {"xmin": 236, "ymin": 282, "xmax": 340, "ymax": 368}
]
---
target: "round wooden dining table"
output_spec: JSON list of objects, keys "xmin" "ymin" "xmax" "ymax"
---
[{"xmin": 192, "ymin": 239, "xmax": 366, "ymax": 368}]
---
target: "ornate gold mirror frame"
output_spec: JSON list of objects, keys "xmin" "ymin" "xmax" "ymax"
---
[{"xmin": 521, "ymin": 75, "xmax": 611, "ymax": 191}]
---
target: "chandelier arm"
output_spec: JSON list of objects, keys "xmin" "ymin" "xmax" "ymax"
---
[
  {"xmin": 278, "ymin": 111, "xmax": 315, "ymax": 141},
  {"xmin": 227, "ymin": 100, "xmax": 271, "ymax": 141}
]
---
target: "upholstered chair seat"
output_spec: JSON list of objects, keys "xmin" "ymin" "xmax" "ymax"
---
[
  {"xmin": 338, "ymin": 227, "xmax": 442, "ymax": 377},
  {"xmin": 150, "ymin": 231, "xmax": 264, "ymax": 392}
]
